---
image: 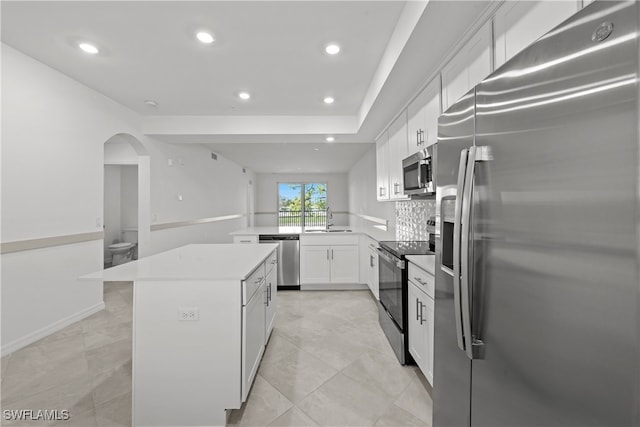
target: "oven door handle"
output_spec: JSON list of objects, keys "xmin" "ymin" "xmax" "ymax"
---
[{"xmin": 376, "ymin": 248, "xmax": 405, "ymax": 270}]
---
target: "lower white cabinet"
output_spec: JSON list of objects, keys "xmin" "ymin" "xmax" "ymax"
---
[
  {"xmin": 265, "ymin": 262, "xmax": 277, "ymax": 339},
  {"xmin": 242, "ymin": 279, "xmax": 265, "ymax": 402},
  {"xmin": 366, "ymin": 244, "xmax": 379, "ymax": 299},
  {"xmin": 300, "ymin": 245, "xmax": 359, "ymax": 284},
  {"xmin": 408, "ymin": 269, "xmax": 435, "ymax": 385}
]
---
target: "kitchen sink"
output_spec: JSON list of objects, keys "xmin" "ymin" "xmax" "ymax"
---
[{"xmin": 306, "ymin": 229, "xmax": 352, "ymax": 233}]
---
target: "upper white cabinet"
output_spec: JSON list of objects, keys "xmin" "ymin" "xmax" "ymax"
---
[
  {"xmin": 494, "ymin": 0, "xmax": 579, "ymax": 69},
  {"xmin": 407, "ymin": 76, "xmax": 441, "ymax": 150},
  {"xmin": 388, "ymin": 111, "xmax": 409, "ymax": 200},
  {"xmin": 376, "ymin": 131, "xmax": 390, "ymax": 202},
  {"xmin": 441, "ymin": 20, "xmax": 492, "ymax": 111}
]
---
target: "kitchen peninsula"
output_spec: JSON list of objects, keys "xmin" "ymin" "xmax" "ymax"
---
[{"xmin": 82, "ymin": 243, "xmax": 279, "ymax": 427}]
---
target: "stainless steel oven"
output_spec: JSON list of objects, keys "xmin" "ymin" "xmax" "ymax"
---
[
  {"xmin": 402, "ymin": 146, "xmax": 435, "ymax": 197},
  {"xmin": 377, "ymin": 245, "xmax": 407, "ymax": 364}
]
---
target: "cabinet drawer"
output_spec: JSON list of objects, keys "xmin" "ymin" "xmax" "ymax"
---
[
  {"xmin": 266, "ymin": 250, "xmax": 278, "ymax": 273},
  {"xmin": 408, "ymin": 263, "xmax": 434, "ymax": 298},
  {"xmin": 243, "ymin": 263, "xmax": 266, "ymax": 305},
  {"xmin": 234, "ymin": 235, "xmax": 258, "ymax": 244},
  {"xmin": 301, "ymin": 234, "xmax": 359, "ymax": 246}
]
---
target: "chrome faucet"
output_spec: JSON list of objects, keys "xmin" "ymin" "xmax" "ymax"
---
[{"xmin": 326, "ymin": 206, "xmax": 334, "ymax": 230}]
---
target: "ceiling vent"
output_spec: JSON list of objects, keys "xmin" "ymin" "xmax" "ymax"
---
[{"xmin": 211, "ymin": 152, "xmax": 218, "ymax": 161}]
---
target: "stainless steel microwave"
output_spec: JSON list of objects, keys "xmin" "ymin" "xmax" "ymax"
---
[{"xmin": 402, "ymin": 146, "xmax": 435, "ymax": 196}]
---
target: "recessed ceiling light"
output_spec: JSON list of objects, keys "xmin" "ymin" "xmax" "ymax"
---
[
  {"xmin": 78, "ymin": 42, "xmax": 99, "ymax": 54},
  {"xmin": 324, "ymin": 97, "xmax": 334, "ymax": 104},
  {"xmin": 196, "ymin": 32, "xmax": 215, "ymax": 44},
  {"xmin": 325, "ymin": 44, "xmax": 340, "ymax": 55},
  {"xmin": 313, "ymin": 148, "xmax": 320, "ymax": 151},
  {"xmin": 144, "ymin": 100, "xmax": 158, "ymax": 108},
  {"xmin": 238, "ymin": 91, "xmax": 251, "ymax": 100},
  {"xmin": 326, "ymin": 136, "xmax": 335, "ymax": 143}
]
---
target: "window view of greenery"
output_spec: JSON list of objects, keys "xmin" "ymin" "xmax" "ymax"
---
[{"xmin": 278, "ymin": 183, "xmax": 327, "ymax": 228}]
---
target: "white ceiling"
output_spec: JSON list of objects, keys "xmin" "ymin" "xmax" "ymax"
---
[{"xmin": 1, "ymin": 1, "xmax": 493, "ymax": 173}]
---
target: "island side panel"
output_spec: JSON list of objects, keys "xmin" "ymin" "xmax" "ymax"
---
[{"xmin": 132, "ymin": 279, "xmax": 241, "ymax": 427}]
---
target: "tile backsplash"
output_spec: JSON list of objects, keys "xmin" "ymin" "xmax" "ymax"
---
[{"xmin": 395, "ymin": 200, "xmax": 435, "ymax": 241}]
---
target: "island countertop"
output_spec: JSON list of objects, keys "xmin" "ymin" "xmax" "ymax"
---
[
  {"xmin": 230, "ymin": 225, "xmax": 396, "ymax": 242},
  {"xmin": 81, "ymin": 243, "xmax": 278, "ymax": 282}
]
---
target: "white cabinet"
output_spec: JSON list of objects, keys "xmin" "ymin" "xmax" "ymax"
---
[
  {"xmin": 265, "ymin": 258, "xmax": 277, "ymax": 340},
  {"xmin": 300, "ymin": 245, "xmax": 331, "ymax": 283},
  {"xmin": 329, "ymin": 246, "xmax": 360, "ymax": 283},
  {"xmin": 376, "ymin": 131, "xmax": 390, "ymax": 201},
  {"xmin": 408, "ymin": 262, "xmax": 435, "ymax": 386},
  {"xmin": 442, "ymin": 20, "xmax": 492, "ymax": 111},
  {"xmin": 408, "ymin": 76, "xmax": 441, "ymax": 150},
  {"xmin": 388, "ymin": 111, "xmax": 409, "ymax": 200},
  {"xmin": 300, "ymin": 234, "xmax": 361, "ymax": 288},
  {"xmin": 242, "ymin": 278, "xmax": 265, "ymax": 401},
  {"xmin": 494, "ymin": 0, "xmax": 578, "ymax": 69},
  {"xmin": 300, "ymin": 245, "xmax": 359, "ymax": 285},
  {"xmin": 366, "ymin": 243, "xmax": 379, "ymax": 300}
]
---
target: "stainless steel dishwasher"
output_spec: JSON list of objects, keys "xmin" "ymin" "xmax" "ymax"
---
[{"xmin": 258, "ymin": 234, "xmax": 300, "ymax": 290}]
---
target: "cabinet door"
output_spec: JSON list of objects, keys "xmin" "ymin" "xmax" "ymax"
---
[
  {"xmin": 423, "ymin": 76, "xmax": 442, "ymax": 147},
  {"xmin": 242, "ymin": 281, "xmax": 266, "ymax": 402},
  {"xmin": 425, "ymin": 295, "xmax": 434, "ymax": 386},
  {"xmin": 494, "ymin": 0, "xmax": 578, "ymax": 69},
  {"xmin": 376, "ymin": 132, "xmax": 390, "ymax": 201},
  {"xmin": 407, "ymin": 85, "xmax": 430, "ymax": 151},
  {"xmin": 408, "ymin": 282, "xmax": 425, "ymax": 368},
  {"xmin": 300, "ymin": 245, "xmax": 331, "ymax": 284},
  {"xmin": 329, "ymin": 245, "xmax": 360, "ymax": 283},
  {"xmin": 388, "ymin": 111, "xmax": 409, "ymax": 200},
  {"xmin": 368, "ymin": 248, "xmax": 379, "ymax": 300},
  {"xmin": 442, "ymin": 21, "xmax": 492, "ymax": 111},
  {"xmin": 265, "ymin": 264, "xmax": 277, "ymax": 340}
]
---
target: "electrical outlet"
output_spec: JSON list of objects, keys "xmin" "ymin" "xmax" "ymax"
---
[{"xmin": 178, "ymin": 307, "xmax": 199, "ymax": 321}]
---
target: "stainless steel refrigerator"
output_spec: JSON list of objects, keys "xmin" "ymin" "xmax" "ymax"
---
[{"xmin": 433, "ymin": 1, "xmax": 640, "ymax": 426}]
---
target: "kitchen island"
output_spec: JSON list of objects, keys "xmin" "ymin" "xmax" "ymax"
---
[{"xmin": 82, "ymin": 243, "xmax": 279, "ymax": 427}]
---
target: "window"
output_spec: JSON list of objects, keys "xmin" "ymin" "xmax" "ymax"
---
[{"xmin": 278, "ymin": 183, "xmax": 327, "ymax": 228}]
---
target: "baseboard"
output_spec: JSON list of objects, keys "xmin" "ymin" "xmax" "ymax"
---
[
  {"xmin": 300, "ymin": 283, "xmax": 368, "ymax": 291},
  {"xmin": 1, "ymin": 301, "xmax": 105, "ymax": 357}
]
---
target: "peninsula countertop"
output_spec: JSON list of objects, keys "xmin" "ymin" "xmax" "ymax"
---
[
  {"xmin": 81, "ymin": 243, "xmax": 278, "ymax": 282},
  {"xmin": 230, "ymin": 225, "xmax": 397, "ymax": 242}
]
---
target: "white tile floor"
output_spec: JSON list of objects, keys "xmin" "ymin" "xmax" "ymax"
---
[{"xmin": 1, "ymin": 283, "xmax": 432, "ymax": 426}]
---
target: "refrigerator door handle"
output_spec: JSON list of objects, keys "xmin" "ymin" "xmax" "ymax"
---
[
  {"xmin": 460, "ymin": 147, "xmax": 476, "ymax": 360},
  {"xmin": 453, "ymin": 149, "xmax": 468, "ymax": 353},
  {"xmin": 461, "ymin": 146, "xmax": 491, "ymax": 360}
]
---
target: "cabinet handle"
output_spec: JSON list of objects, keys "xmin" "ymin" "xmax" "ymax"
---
[
  {"xmin": 370, "ymin": 255, "xmax": 374, "ymax": 268},
  {"xmin": 394, "ymin": 182, "xmax": 400, "ymax": 194},
  {"xmin": 416, "ymin": 298, "xmax": 420, "ymax": 321},
  {"xmin": 255, "ymin": 277, "xmax": 264, "ymax": 284},
  {"xmin": 265, "ymin": 286, "xmax": 269, "ymax": 306},
  {"xmin": 268, "ymin": 283, "xmax": 272, "ymax": 302},
  {"xmin": 414, "ymin": 276, "xmax": 425, "ymax": 285},
  {"xmin": 421, "ymin": 129, "xmax": 426, "ymax": 144},
  {"xmin": 240, "ymin": 240, "xmax": 251, "ymax": 243},
  {"xmin": 331, "ymin": 249, "xmax": 334, "ymax": 260},
  {"xmin": 416, "ymin": 130, "xmax": 420, "ymax": 146},
  {"xmin": 271, "ymin": 259, "xmax": 277, "ymax": 265},
  {"xmin": 379, "ymin": 187, "xmax": 386, "ymax": 197},
  {"xmin": 327, "ymin": 249, "xmax": 330, "ymax": 260},
  {"xmin": 420, "ymin": 302, "xmax": 426, "ymax": 325}
]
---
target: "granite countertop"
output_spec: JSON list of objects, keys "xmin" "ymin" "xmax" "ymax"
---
[
  {"xmin": 81, "ymin": 243, "xmax": 278, "ymax": 282},
  {"xmin": 230, "ymin": 225, "xmax": 396, "ymax": 242},
  {"xmin": 406, "ymin": 254, "xmax": 436, "ymax": 275}
]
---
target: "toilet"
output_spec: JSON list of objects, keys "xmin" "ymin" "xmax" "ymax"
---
[{"xmin": 108, "ymin": 228, "xmax": 138, "ymax": 266}]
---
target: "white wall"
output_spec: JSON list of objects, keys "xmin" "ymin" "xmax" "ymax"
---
[
  {"xmin": 121, "ymin": 165, "xmax": 138, "ymax": 230},
  {"xmin": 1, "ymin": 44, "xmax": 142, "ymax": 353},
  {"xmin": 347, "ymin": 146, "xmax": 396, "ymax": 229},
  {"xmin": 254, "ymin": 173, "xmax": 348, "ymax": 227},
  {"xmin": 146, "ymin": 138, "xmax": 255, "ymax": 254}
]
